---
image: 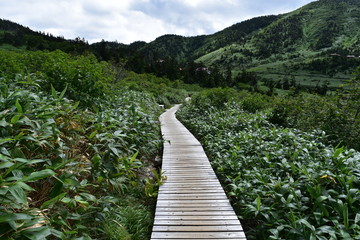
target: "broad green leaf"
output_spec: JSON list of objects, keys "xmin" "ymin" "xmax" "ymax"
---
[
  {"xmin": 23, "ymin": 226, "xmax": 52, "ymax": 240},
  {"xmin": 66, "ymin": 101, "xmax": 80, "ymax": 113},
  {"xmin": 0, "ymin": 160, "xmax": 14, "ymax": 169},
  {"xmin": 297, "ymin": 219, "xmax": 315, "ymax": 231},
  {"xmin": 130, "ymin": 151, "xmax": 139, "ymax": 163},
  {"xmin": 10, "ymin": 114, "xmax": 22, "ymax": 124},
  {"xmin": 316, "ymin": 196, "xmax": 327, "ymax": 203},
  {"xmin": 88, "ymin": 130, "xmax": 98, "ymax": 140},
  {"xmin": 51, "ymin": 158, "xmax": 72, "ymax": 171},
  {"xmin": 15, "ymin": 99, "xmax": 23, "ymax": 113},
  {"xmin": 355, "ymin": 213, "xmax": 360, "ymax": 224},
  {"xmin": 41, "ymin": 192, "xmax": 67, "ymax": 209},
  {"xmin": 17, "ymin": 181, "xmax": 35, "ymax": 191},
  {"xmin": 333, "ymin": 147, "xmax": 344, "ymax": 158},
  {"xmin": 79, "ymin": 193, "xmax": 97, "ymax": 202},
  {"xmin": 286, "ymin": 194, "xmax": 294, "ymax": 204},
  {"xmin": 0, "ymin": 138, "xmax": 14, "ymax": 145},
  {"xmin": 59, "ymin": 85, "xmax": 68, "ymax": 99},
  {"xmin": 256, "ymin": 195, "xmax": 261, "ymax": 212},
  {"xmin": 0, "ymin": 213, "xmax": 33, "ymax": 223},
  {"xmin": 61, "ymin": 197, "xmax": 72, "ymax": 204},
  {"xmin": 50, "ymin": 229, "xmax": 63, "ymax": 238},
  {"xmin": 4, "ymin": 162, "xmax": 24, "ymax": 177},
  {"xmin": 109, "ymin": 146, "xmax": 119, "ymax": 157},
  {"xmin": 51, "ymin": 85, "xmax": 58, "ymax": 100},
  {"xmin": 10, "ymin": 148, "xmax": 26, "ymax": 158},
  {"xmin": 22, "ymin": 169, "xmax": 55, "ymax": 182},
  {"xmin": 9, "ymin": 185, "xmax": 28, "ymax": 206},
  {"xmin": 0, "ymin": 119, "xmax": 9, "ymax": 127}
]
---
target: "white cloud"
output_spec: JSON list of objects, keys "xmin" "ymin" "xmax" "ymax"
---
[{"xmin": 0, "ymin": 0, "xmax": 316, "ymax": 44}]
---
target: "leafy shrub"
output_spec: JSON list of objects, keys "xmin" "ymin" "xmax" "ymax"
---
[
  {"xmin": 177, "ymin": 100, "xmax": 360, "ymax": 240},
  {"xmin": 270, "ymin": 91, "xmax": 360, "ymax": 150},
  {"xmin": 0, "ymin": 49, "xmax": 115, "ymax": 107},
  {"xmin": 191, "ymin": 88, "xmax": 238, "ymax": 108},
  {"xmin": 0, "ymin": 76, "xmax": 162, "ymax": 239},
  {"xmin": 122, "ymin": 72, "xmax": 189, "ymax": 107}
]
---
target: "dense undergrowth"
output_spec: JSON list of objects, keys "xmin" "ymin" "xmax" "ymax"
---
[
  {"xmin": 177, "ymin": 88, "xmax": 360, "ymax": 239},
  {"xmin": 0, "ymin": 49, "xmax": 190, "ymax": 239},
  {"xmin": 0, "ymin": 49, "xmax": 191, "ymax": 109}
]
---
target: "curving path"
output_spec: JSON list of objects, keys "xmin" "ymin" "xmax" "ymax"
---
[{"xmin": 151, "ymin": 105, "xmax": 246, "ymax": 240}]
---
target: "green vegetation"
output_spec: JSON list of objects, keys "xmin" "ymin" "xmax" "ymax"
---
[
  {"xmin": 121, "ymin": 72, "xmax": 193, "ymax": 108},
  {"xmin": 1, "ymin": 1, "xmax": 360, "ymax": 238},
  {"xmin": 177, "ymin": 87, "xmax": 360, "ymax": 239},
  {"xmin": 0, "ymin": 48, "xmax": 190, "ymax": 239}
]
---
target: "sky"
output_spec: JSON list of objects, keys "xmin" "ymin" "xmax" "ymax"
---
[{"xmin": 0, "ymin": 0, "xmax": 316, "ymax": 44}]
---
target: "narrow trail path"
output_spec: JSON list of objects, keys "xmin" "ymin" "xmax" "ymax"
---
[{"xmin": 151, "ymin": 105, "xmax": 246, "ymax": 240}]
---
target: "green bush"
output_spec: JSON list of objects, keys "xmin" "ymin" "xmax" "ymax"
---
[
  {"xmin": 191, "ymin": 88, "xmax": 238, "ymax": 108},
  {"xmin": 177, "ymin": 101, "xmax": 360, "ymax": 240},
  {"xmin": 0, "ymin": 49, "xmax": 115, "ymax": 107},
  {"xmin": 0, "ymin": 77, "xmax": 162, "ymax": 239},
  {"xmin": 121, "ymin": 72, "xmax": 189, "ymax": 107},
  {"xmin": 270, "ymin": 92, "xmax": 360, "ymax": 150}
]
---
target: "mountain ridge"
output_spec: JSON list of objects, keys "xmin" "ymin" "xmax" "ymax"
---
[{"xmin": 1, "ymin": 0, "xmax": 360, "ymax": 88}]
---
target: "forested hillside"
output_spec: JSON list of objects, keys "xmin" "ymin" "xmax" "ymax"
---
[{"xmin": 2, "ymin": 0, "xmax": 360, "ymax": 90}]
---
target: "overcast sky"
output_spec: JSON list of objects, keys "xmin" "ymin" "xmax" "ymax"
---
[{"xmin": 0, "ymin": 0, "xmax": 316, "ymax": 44}]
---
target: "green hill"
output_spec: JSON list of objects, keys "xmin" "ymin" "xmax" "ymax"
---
[
  {"xmin": 137, "ymin": 0, "xmax": 360, "ymax": 88},
  {"xmin": 1, "ymin": 0, "xmax": 360, "ymax": 88},
  {"xmin": 0, "ymin": 18, "xmax": 88, "ymax": 52}
]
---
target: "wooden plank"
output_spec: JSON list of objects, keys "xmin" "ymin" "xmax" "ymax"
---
[
  {"xmin": 155, "ymin": 206, "xmax": 234, "ymax": 212},
  {"xmin": 160, "ymin": 183, "xmax": 221, "ymax": 187},
  {"xmin": 155, "ymin": 211, "xmax": 237, "ymax": 216},
  {"xmin": 164, "ymin": 177, "xmax": 219, "ymax": 181},
  {"xmin": 156, "ymin": 199, "xmax": 230, "ymax": 204},
  {"xmin": 153, "ymin": 220, "xmax": 241, "ymax": 226},
  {"xmin": 151, "ymin": 238, "xmax": 242, "ymax": 240},
  {"xmin": 157, "ymin": 193, "xmax": 227, "ymax": 196},
  {"xmin": 156, "ymin": 203, "xmax": 232, "ymax": 208},
  {"xmin": 159, "ymin": 190, "xmax": 225, "ymax": 194},
  {"xmin": 151, "ymin": 232, "xmax": 247, "ymax": 239},
  {"xmin": 154, "ymin": 215, "xmax": 239, "ymax": 220},
  {"xmin": 157, "ymin": 197, "xmax": 228, "ymax": 200},
  {"xmin": 153, "ymin": 225, "xmax": 243, "ymax": 232},
  {"xmin": 163, "ymin": 181, "xmax": 221, "ymax": 184},
  {"xmin": 157, "ymin": 195, "xmax": 227, "ymax": 200}
]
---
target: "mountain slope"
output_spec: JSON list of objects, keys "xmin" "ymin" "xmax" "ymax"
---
[
  {"xmin": 0, "ymin": 19, "xmax": 89, "ymax": 52},
  {"xmin": 193, "ymin": 0, "xmax": 360, "ymax": 87},
  {"xmin": 138, "ymin": 15, "xmax": 279, "ymax": 63},
  {"xmin": 1, "ymin": 0, "xmax": 360, "ymax": 88}
]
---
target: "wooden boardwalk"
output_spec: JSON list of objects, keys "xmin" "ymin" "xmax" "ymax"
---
[{"xmin": 151, "ymin": 105, "xmax": 246, "ymax": 240}]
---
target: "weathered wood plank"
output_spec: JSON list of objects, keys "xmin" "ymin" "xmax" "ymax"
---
[
  {"xmin": 154, "ymin": 215, "xmax": 239, "ymax": 220},
  {"xmin": 152, "ymin": 239, "xmax": 243, "ymax": 240},
  {"xmin": 151, "ymin": 232, "xmax": 247, "ymax": 239},
  {"xmin": 153, "ymin": 220, "xmax": 241, "ymax": 226},
  {"xmin": 156, "ymin": 206, "xmax": 234, "ymax": 212},
  {"xmin": 157, "ymin": 195, "xmax": 228, "ymax": 200},
  {"xmin": 159, "ymin": 190, "xmax": 225, "ymax": 194},
  {"xmin": 156, "ymin": 202, "xmax": 232, "ymax": 207},
  {"xmin": 153, "ymin": 225, "xmax": 244, "ymax": 232},
  {"xmin": 154, "ymin": 211, "xmax": 237, "ymax": 216},
  {"xmin": 156, "ymin": 199, "xmax": 231, "ymax": 204}
]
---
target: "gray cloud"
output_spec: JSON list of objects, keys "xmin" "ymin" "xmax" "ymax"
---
[{"xmin": 0, "ymin": 0, "xmax": 315, "ymax": 44}]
